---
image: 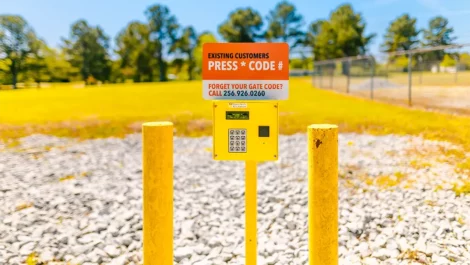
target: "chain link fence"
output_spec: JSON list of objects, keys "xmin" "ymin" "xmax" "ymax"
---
[{"xmin": 311, "ymin": 44, "xmax": 470, "ymax": 114}]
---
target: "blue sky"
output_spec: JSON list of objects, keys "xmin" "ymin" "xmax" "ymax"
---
[{"xmin": 2, "ymin": 0, "xmax": 470, "ymax": 55}]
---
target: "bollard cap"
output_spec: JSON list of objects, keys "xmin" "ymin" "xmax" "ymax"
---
[
  {"xmin": 142, "ymin": 121, "xmax": 173, "ymax": 127},
  {"xmin": 307, "ymin": 124, "xmax": 338, "ymax": 129}
]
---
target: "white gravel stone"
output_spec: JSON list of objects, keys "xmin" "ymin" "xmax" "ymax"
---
[
  {"xmin": 1, "ymin": 132, "xmax": 469, "ymax": 264},
  {"xmin": 103, "ymin": 245, "xmax": 121, "ymax": 258},
  {"xmin": 175, "ymin": 247, "xmax": 193, "ymax": 262}
]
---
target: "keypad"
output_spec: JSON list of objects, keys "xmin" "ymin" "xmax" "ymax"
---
[{"xmin": 229, "ymin": 129, "xmax": 247, "ymax": 153}]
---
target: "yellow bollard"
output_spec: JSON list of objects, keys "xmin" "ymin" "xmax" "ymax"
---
[
  {"xmin": 142, "ymin": 122, "xmax": 174, "ymax": 265},
  {"xmin": 307, "ymin": 124, "xmax": 338, "ymax": 265},
  {"xmin": 245, "ymin": 160, "xmax": 257, "ymax": 265}
]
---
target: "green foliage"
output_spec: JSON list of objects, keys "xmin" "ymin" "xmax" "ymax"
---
[
  {"xmin": 145, "ymin": 4, "xmax": 180, "ymax": 82},
  {"xmin": 461, "ymin": 53, "xmax": 470, "ymax": 69},
  {"xmin": 115, "ymin": 21, "xmax": 155, "ymax": 82},
  {"xmin": 46, "ymin": 48, "xmax": 77, "ymax": 82},
  {"xmin": 0, "ymin": 2, "xmax": 467, "ymax": 86},
  {"xmin": 304, "ymin": 20, "xmax": 323, "ymax": 53},
  {"xmin": 390, "ymin": 55, "xmax": 416, "ymax": 70},
  {"xmin": 423, "ymin": 16, "xmax": 456, "ymax": 46},
  {"xmin": 381, "ymin": 14, "xmax": 420, "ymax": 52},
  {"xmin": 172, "ymin": 26, "xmax": 198, "ymax": 80},
  {"xmin": 25, "ymin": 37, "xmax": 49, "ymax": 84},
  {"xmin": 0, "ymin": 59, "xmax": 9, "ymax": 84},
  {"xmin": 440, "ymin": 54, "xmax": 456, "ymax": 67},
  {"xmin": 265, "ymin": 0, "xmax": 304, "ymax": 47},
  {"xmin": 218, "ymin": 8, "xmax": 264, "ymax": 42},
  {"xmin": 310, "ymin": 4, "xmax": 374, "ymax": 75},
  {"xmin": 422, "ymin": 16, "xmax": 456, "ymax": 62},
  {"xmin": 193, "ymin": 32, "xmax": 218, "ymax": 79},
  {"xmin": 0, "ymin": 15, "xmax": 38, "ymax": 88},
  {"xmin": 290, "ymin": 56, "xmax": 313, "ymax": 70},
  {"xmin": 109, "ymin": 59, "xmax": 125, "ymax": 83},
  {"xmin": 62, "ymin": 20, "xmax": 112, "ymax": 84},
  {"xmin": 328, "ymin": 4, "xmax": 375, "ymax": 57}
]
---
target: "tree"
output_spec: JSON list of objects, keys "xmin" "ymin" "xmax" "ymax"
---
[
  {"xmin": 44, "ymin": 48, "xmax": 75, "ymax": 82},
  {"xmin": 115, "ymin": 21, "xmax": 154, "ymax": 82},
  {"xmin": 440, "ymin": 54, "xmax": 456, "ymax": 67},
  {"xmin": 381, "ymin": 14, "xmax": 420, "ymax": 53},
  {"xmin": 0, "ymin": 15, "xmax": 37, "ymax": 88},
  {"xmin": 168, "ymin": 58, "xmax": 184, "ymax": 79},
  {"xmin": 27, "ymin": 37, "xmax": 49, "ymax": 85},
  {"xmin": 145, "ymin": 4, "xmax": 180, "ymax": 82},
  {"xmin": 62, "ymin": 20, "xmax": 111, "ymax": 84},
  {"xmin": 304, "ymin": 20, "xmax": 325, "ymax": 52},
  {"xmin": 218, "ymin": 8, "xmax": 264, "ymax": 42},
  {"xmin": 329, "ymin": 4, "xmax": 375, "ymax": 57},
  {"xmin": 460, "ymin": 53, "xmax": 470, "ymax": 69},
  {"xmin": 422, "ymin": 16, "xmax": 457, "ymax": 63},
  {"xmin": 172, "ymin": 26, "xmax": 198, "ymax": 80},
  {"xmin": 265, "ymin": 1, "xmax": 304, "ymax": 47},
  {"xmin": 301, "ymin": 20, "xmax": 323, "ymax": 71},
  {"xmin": 0, "ymin": 58, "xmax": 9, "ymax": 84},
  {"xmin": 311, "ymin": 4, "xmax": 374, "ymax": 74},
  {"xmin": 312, "ymin": 21, "xmax": 340, "ymax": 60},
  {"xmin": 193, "ymin": 32, "xmax": 217, "ymax": 78},
  {"xmin": 391, "ymin": 55, "xmax": 416, "ymax": 71}
]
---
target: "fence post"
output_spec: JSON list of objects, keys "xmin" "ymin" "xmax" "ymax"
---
[
  {"xmin": 319, "ymin": 66, "xmax": 323, "ymax": 88},
  {"xmin": 308, "ymin": 124, "xmax": 338, "ymax": 265},
  {"xmin": 418, "ymin": 55, "xmax": 423, "ymax": 84},
  {"xmin": 385, "ymin": 61, "xmax": 389, "ymax": 82},
  {"xmin": 142, "ymin": 122, "xmax": 174, "ymax": 265},
  {"xmin": 312, "ymin": 68, "xmax": 316, "ymax": 87},
  {"xmin": 346, "ymin": 59, "xmax": 351, "ymax": 94},
  {"xmin": 408, "ymin": 52, "xmax": 412, "ymax": 106},
  {"xmin": 370, "ymin": 57, "xmax": 375, "ymax": 100},
  {"xmin": 329, "ymin": 67, "xmax": 333, "ymax": 89}
]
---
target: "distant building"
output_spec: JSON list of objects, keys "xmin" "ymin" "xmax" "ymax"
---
[{"xmin": 431, "ymin": 65, "xmax": 466, "ymax": 73}]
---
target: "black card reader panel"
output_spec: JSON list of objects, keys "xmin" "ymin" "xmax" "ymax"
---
[{"xmin": 258, "ymin": 126, "xmax": 270, "ymax": 137}]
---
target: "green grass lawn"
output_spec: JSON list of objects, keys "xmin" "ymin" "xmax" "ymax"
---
[{"xmin": 1, "ymin": 77, "xmax": 470, "ymax": 150}]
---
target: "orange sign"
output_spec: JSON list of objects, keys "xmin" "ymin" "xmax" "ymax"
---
[{"xmin": 202, "ymin": 42, "xmax": 289, "ymax": 100}]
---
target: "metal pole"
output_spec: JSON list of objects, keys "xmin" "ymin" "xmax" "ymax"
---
[
  {"xmin": 319, "ymin": 66, "xmax": 323, "ymax": 88},
  {"xmin": 408, "ymin": 52, "xmax": 412, "ymax": 106},
  {"xmin": 346, "ymin": 59, "xmax": 351, "ymax": 94},
  {"xmin": 312, "ymin": 68, "xmax": 316, "ymax": 87},
  {"xmin": 455, "ymin": 55, "xmax": 459, "ymax": 83},
  {"xmin": 385, "ymin": 61, "xmax": 389, "ymax": 82},
  {"xmin": 419, "ymin": 56, "xmax": 423, "ymax": 84},
  {"xmin": 370, "ymin": 58, "xmax": 375, "ymax": 100},
  {"xmin": 142, "ymin": 122, "xmax": 174, "ymax": 265},
  {"xmin": 329, "ymin": 66, "xmax": 333, "ymax": 89},
  {"xmin": 245, "ymin": 161, "xmax": 257, "ymax": 265},
  {"xmin": 308, "ymin": 124, "xmax": 338, "ymax": 265}
]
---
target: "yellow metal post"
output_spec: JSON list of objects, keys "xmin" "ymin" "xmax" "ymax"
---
[
  {"xmin": 307, "ymin": 124, "xmax": 338, "ymax": 265},
  {"xmin": 142, "ymin": 122, "xmax": 174, "ymax": 265},
  {"xmin": 245, "ymin": 160, "xmax": 257, "ymax": 265}
]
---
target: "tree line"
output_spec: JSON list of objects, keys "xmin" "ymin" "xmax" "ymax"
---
[{"xmin": 0, "ymin": 2, "xmax": 467, "ymax": 88}]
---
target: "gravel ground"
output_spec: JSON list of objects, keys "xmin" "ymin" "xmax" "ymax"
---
[{"xmin": 1, "ymin": 133, "xmax": 470, "ymax": 265}]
